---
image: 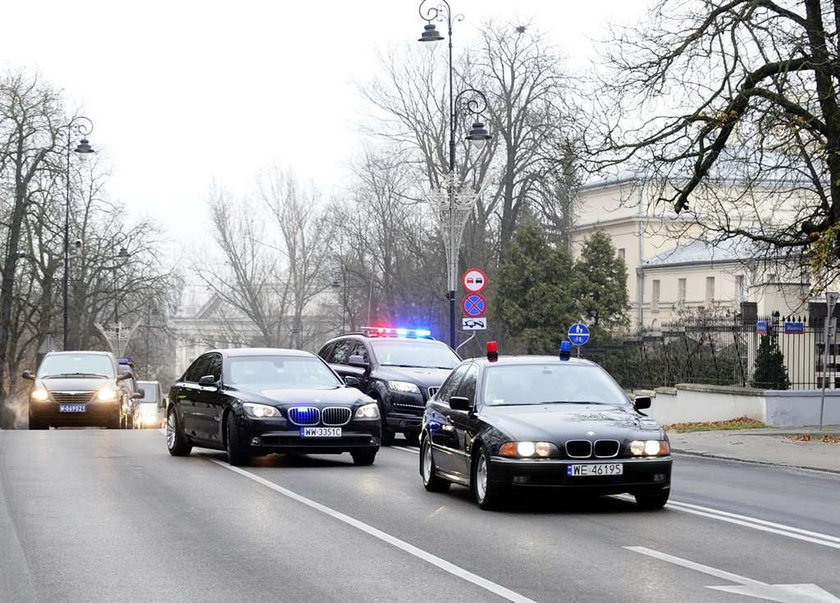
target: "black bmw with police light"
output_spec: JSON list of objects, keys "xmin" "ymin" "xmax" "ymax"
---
[
  {"xmin": 166, "ymin": 348, "xmax": 381, "ymax": 466},
  {"xmin": 420, "ymin": 341, "xmax": 672, "ymax": 510}
]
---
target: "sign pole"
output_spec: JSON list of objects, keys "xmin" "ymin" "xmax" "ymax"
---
[{"xmin": 820, "ymin": 292, "xmax": 839, "ymax": 430}]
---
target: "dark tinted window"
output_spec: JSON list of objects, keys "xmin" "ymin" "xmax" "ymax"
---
[
  {"xmin": 318, "ymin": 342, "xmax": 335, "ymax": 362},
  {"xmin": 184, "ymin": 355, "xmax": 210, "ymax": 382},
  {"xmin": 456, "ymin": 364, "xmax": 479, "ymax": 401},
  {"xmin": 331, "ymin": 340, "xmax": 354, "ymax": 364},
  {"xmin": 437, "ymin": 365, "xmax": 468, "ymax": 402},
  {"xmin": 208, "ymin": 354, "xmax": 223, "ymax": 380}
]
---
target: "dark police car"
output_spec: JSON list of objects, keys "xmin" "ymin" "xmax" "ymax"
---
[
  {"xmin": 318, "ymin": 328, "xmax": 460, "ymax": 446},
  {"xmin": 420, "ymin": 342, "xmax": 672, "ymax": 510},
  {"xmin": 166, "ymin": 348, "xmax": 381, "ymax": 466}
]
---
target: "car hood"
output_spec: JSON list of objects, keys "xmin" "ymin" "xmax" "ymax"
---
[
  {"xmin": 230, "ymin": 386, "xmax": 373, "ymax": 407},
  {"xmin": 375, "ymin": 366, "xmax": 452, "ymax": 388},
  {"xmin": 39, "ymin": 377, "xmax": 111, "ymax": 391},
  {"xmin": 479, "ymin": 404, "xmax": 664, "ymax": 441}
]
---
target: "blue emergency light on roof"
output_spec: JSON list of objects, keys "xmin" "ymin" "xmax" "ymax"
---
[
  {"xmin": 559, "ymin": 341, "xmax": 572, "ymax": 361},
  {"xmin": 360, "ymin": 326, "xmax": 432, "ymax": 339}
]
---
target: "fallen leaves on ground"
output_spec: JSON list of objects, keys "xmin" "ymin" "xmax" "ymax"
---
[
  {"xmin": 665, "ymin": 417, "xmax": 767, "ymax": 433},
  {"xmin": 785, "ymin": 434, "xmax": 840, "ymax": 444}
]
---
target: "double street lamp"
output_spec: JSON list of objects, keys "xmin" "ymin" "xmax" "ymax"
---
[
  {"xmin": 417, "ymin": 0, "xmax": 492, "ymax": 349},
  {"xmin": 63, "ymin": 117, "xmax": 95, "ymax": 350}
]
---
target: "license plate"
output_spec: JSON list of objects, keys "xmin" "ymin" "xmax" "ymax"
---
[
  {"xmin": 567, "ymin": 463, "xmax": 623, "ymax": 477},
  {"xmin": 300, "ymin": 427, "xmax": 342, "ymax": 438},
  {"xmin": 59, "ymin": 404, "xmax": 86, "ymax": 413}
]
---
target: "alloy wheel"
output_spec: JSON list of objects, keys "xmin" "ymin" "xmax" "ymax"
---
[
  {"xmin": 475, "ymin": 454, "xmax": 488, "ymax": 502},
  {"xmin": 166, "ymin": 411, "xmax": 177, "ymax": 449}
]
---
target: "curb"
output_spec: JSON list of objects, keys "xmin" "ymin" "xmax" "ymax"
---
[{"xmin": 671, "ymin": 448, "xmax": 840, "ymax": 476}]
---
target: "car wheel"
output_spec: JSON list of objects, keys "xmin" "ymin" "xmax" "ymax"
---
[
  {"xmin": 472, "ymin": 444, "xmax": 506, "ymax": 511},
  {"xmin": 351, "ymin": 448, "xmax": 377, "ymax": 466},
  {"xmin": 380, "ymin": 409, "xmax": 395, "ymax": 446},
  {"xmin": 107, "ymin": 412, "xmax": 121, "ymax": 430},
  {"xmin": 403, "ymin": 431, "xmax": 420, "ymax": 447},
  {"xmin": 225, "ymin": 413, "xmax": 251, "ymax": 466},
  {"xmin": 166, "ymin": 407, "xmax": 192, "ymax": 457},
  {"xmin": 420, "ymin": 436, "xmax": 450, "ymax": 493},
  {"xmin": 634, "ymin": 489, "xmax": 670, "ymax": 510}
]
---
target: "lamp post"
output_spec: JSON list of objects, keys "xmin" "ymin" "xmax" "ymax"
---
[
  {"xmin": 112, "ymin": 246, "xmax": 130, "ymax": 328},
  {"xmin": 417, "ymin": 0, "xmax": 492, "ymax": 349},
  {"xmin": 331, "ymin": 270, "xmax": 348, "ymax": 334},
  {"xmin": 63, "ymin": 117, "xmax": 95, "ymax": 350}
]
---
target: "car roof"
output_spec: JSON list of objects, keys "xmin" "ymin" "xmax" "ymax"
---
[
  {"xmin": 467, "ymin": 355, "xmax": 598, "ymax": 368},
  {"xmin": 46, "ymin": 351, "xmax": 113, "ymax": 356},
  {"xmin": 213, "ymin": 348, "xmax": 316, "ymax": 358}
]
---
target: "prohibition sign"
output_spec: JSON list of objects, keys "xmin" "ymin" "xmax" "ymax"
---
[
  {"xmin": 462, "ymin": 293, "xmax": 487, "ymax": 317},
  {"xmin": 462, "ymin": 268, "xmax": 487, "ymax": 293}
]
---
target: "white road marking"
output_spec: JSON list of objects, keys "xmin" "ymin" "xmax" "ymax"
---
[
  {"xmin": 615, "ymin": 494, "xmax": 840, "ymax": 550},
  {"xmin": 209, "ymin": 459, "xmax": 537, "ymax": 603},
  {"xmin": 626, "ymin": 546, "xmax": 839, "ymax": 602},
  {"xmin": 392, "ymin": 445, "xmax": 420, "ymax": 455}
]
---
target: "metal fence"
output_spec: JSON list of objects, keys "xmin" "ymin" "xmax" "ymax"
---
[{"xmin": 584, "ymin": 315, "xmax": 835, "ymax": 391}]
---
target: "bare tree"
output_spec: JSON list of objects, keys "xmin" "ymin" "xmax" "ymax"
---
[{"xmin": 588, "ymin": 0, "xmax": 840, "ymax": 284}]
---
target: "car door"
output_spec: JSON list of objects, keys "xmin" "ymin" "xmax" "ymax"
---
[
  {"xmin": 192, "ymin": 353, "xmax": 223, "ymax": 443},
  {"xmin": 449, "ymin": 363, "xmax": 480, "ymax": 478},
  {"xmin": 203, "ymin": 354, "xmax": 225, "ymax": 444},
  {"xmin": 326, "ymin": 339, "xmax": 367, "ymax": 385},
  {"xmin": 427, "ymin": 365, "xmax": 468, "ymax": 476},
  {"xmin": 179, "ymin": 355, "xmax": 210, "ymax": 438}
]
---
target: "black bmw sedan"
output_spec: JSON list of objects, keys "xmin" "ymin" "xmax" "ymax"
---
[
  {"xmin": 419, "ymin": 348, "xmax": 672, "ymax": 510},
  {"xmin": 166, "ymin": 348, "xmax": 381, "ymax": 466}
]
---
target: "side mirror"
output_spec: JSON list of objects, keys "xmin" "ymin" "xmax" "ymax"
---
[
  {"xmin": 344, "ymin": 376, "xmax": 361, "ymax": 387},
  {"xmin": 22, "ymin": 370, "xmax": 34, "ymax": 381},
  {"xmin": 137, "ymin": 388, "xmax": 146, "ymax": 398},
  {"xmin": 116, "ymin": 372, "xmax": 131, "ymax": 381},
  {"xmin": 449, "ymin": 396, "xmax": 472, "ymax": 412},
  {"xmin": 131, "ymin": 392, "xmax": 143, "ymax": 399},
  {"xmin": 198, "ymin": 375, "xmax": 217, "ymax": 387},
  {"xmin": 634, "ymin": 396, "xmax": 652, "ymax": 410},
  {"xmin": 348, "ymin": 355, "xmax": 369, "ymax": 369}
]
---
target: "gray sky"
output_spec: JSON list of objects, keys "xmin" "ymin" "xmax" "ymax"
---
[{"xmin": 0, "ymin": 0, "xmax": 650, "ymax": 253}]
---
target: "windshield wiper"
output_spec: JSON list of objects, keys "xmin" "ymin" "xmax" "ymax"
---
[
  {"xmin": 541, "ymin": 401, "xmax": 604, "ymax": 405},
  {"xmin": 43, "ymin": 372, "xmax": 110, "ymax": 378}
]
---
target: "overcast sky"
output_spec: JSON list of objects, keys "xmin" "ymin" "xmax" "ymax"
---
[{"xmin": 0, "ymin": 0, "xmax": 650, "ymax": 256}]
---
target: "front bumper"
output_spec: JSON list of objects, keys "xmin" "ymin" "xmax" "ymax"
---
[
  {"xmin": 246, "ymin": 418, "xmax": 380, "ymax": 454},
  {"xmin": 489, "ymin": 456, "xmax": 672, "ymax": 494},
  {"xmin": 29, "ymin": 401, "xmax": 120, "ymax": 427},
  {"xmin": 384, "ymin": 393, "xmax": 425, "ymax": 432}
]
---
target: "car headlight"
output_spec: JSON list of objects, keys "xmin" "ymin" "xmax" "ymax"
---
[
  {"xmin": 243, "ymin": 403, "xmax": 280, "ymax": 418},
  {"xmin": 629, "ymin": 440, "xmax": 670, "ymax": 456},
  {"xmin": 498, "ymin": 441, "xmax": 559, "ymax": 458},
  {"xmin": 354, "ymin": 403, "xmax": 380, "ymax": 420},
  {"xmin": 97, "ymin": 386, "xmax": 118, "ymax": 402},
  {"xmin": 30, "ymin": 388, "xmax": 49, "ymax": 402},
  {"xmin": 388, "ymin": 381, "xmax": 420, "ymax": 394}
]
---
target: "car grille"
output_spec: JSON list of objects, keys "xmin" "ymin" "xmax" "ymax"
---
[
  {"xmin": 594, "ymin": 439, "xmax": 620, "ymax": 458},
  {"xmin": 287, "ymin": 407, "xmax": 320, "ymax": 426},
  {"xmin": 321, "ymin": 407, "xmax": 352, "ymax": 426},
  {"xmin": 427, "ymin": 387, "xmax": 440, "ymax": 399},
  {"xmin": 392, "ymin": 399, "xmax": 425, "ymax": 410},
  {"xmin": 564, "ymin": 440, "xmax": 593, "ymax": 459},
  {"xmin": 51, "ymin": 391, "xmax": 96, "ymax": 404}
]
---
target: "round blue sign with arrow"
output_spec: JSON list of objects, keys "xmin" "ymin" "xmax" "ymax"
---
[{"xmin": 568, "ymin": 323, "xmax": 590, "ymax": 346}]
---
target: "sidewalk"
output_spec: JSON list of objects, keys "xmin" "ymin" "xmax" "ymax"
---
[{"xmin": 667, "ymin": 427, "xmax": 840, "ymax": 474}]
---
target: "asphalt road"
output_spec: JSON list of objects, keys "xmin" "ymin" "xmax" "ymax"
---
[{"xmin": 1, "ymin": 429, "xmax": 838, "ymax": 603}]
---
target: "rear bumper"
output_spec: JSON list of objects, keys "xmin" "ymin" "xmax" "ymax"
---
[
  {"xmin": 489, "ymin": 456, "xmax": 672, "ymax": 494},
  {"xmin": 29, "ymin": 402, "xmax": 120, "ymax": 427}
]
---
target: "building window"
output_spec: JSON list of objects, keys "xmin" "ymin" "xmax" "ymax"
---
[
  {"xmin": 617, "ymin": 248, "xmax": 625, "ymax": 260},
  {"xmin": 678, "ymin": 278, "xmax": 686, "ymax": 306},
  {"xmin": 652, "ymin": 279, "xmax": 661, "ymax": 311},
  {"xmin": 705, "ymin": 276, "xmax": 715, "ymax": 304}
]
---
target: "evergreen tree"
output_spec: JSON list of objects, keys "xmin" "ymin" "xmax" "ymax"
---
[
  {"xmin": 750, "ymin": 335, "xmax": 790, "ymax": 390},
  {"xmin": 493, "ymin": 222, "xmax": 577, "ymax": 354},
  {"xmin": 573, "ymin": 230, "xmax": 629, "ymax": 336}
]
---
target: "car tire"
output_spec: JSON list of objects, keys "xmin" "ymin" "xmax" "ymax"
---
[
  {"xmin": 107, "ymin": 413, "xmax": 121, "ymax": 430},
  {"xmin": 351, "ymin": 448, "xmax": 377, "ymax": 466},
  {"xmin": 420, "ymin": 436, "xmax": 450, "ymax": 493},
  {"xmin": 634, "ymin": 489, "xmax": 670, "ymax": 510},
  {"xmin": 166, "ymin": 407, "xmax": 192, "ymax": 457},
  {"xmin": 403, "ymin": 431, "xmax": 420, "ymax": 447},
  {"xmin": 379, "ymin": 406, "xmax": 395, "ymax": 446},
  {"xmin": 225, "ymin": 413, "xmax": 251, "ymax": 467},
  {"xmin": 472, "ymin": 444, "xmax": 506, "ymax": 511}
]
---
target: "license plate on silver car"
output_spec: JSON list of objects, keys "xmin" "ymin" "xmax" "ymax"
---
[
  {"xmin": 300, "ymin": 427, "xmax": 342, "ymax": 438},
  {"xmin": 59, "ymin": 404, "xmax": 86, "ymax": 413},
  {"xmin": 567, "ymin": 463, "xmax": 623, "ymax": 477}
]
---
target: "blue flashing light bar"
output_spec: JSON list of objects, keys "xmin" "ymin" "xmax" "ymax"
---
[
  {"xmin": 559, "ymin": 341, "xmax": 572, "ymax": 361},
  {"xmin": 360, "ymin": 326, "xmax": 432, "ymax": 339}
]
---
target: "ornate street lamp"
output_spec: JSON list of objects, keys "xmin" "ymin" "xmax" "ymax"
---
[
  {"xmin": 63, "ymin": 117, "xmax": 95, "ymax": 350},
  {"xmin": 417, "ymin": 0, "xmax": 492, "ymax": 349}
]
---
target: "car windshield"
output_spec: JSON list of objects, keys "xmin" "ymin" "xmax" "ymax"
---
[
  {"xmin": 371, "ymin": 340, "xmax": 459, "ymax": 369},
  {"xmin": 227, "ymin": 355, "xmax": 342, "ymax": 390},
  {"xmin": 138, "ymin": 382, "xmax": 159, "ymax": 402},
  {"xmin": 37, "ymin": 354, "xmax": 115, "ymax": 379},
  {"xmin": 483, "ymin": 364, "xmax": 629, "ymax": 406}
]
